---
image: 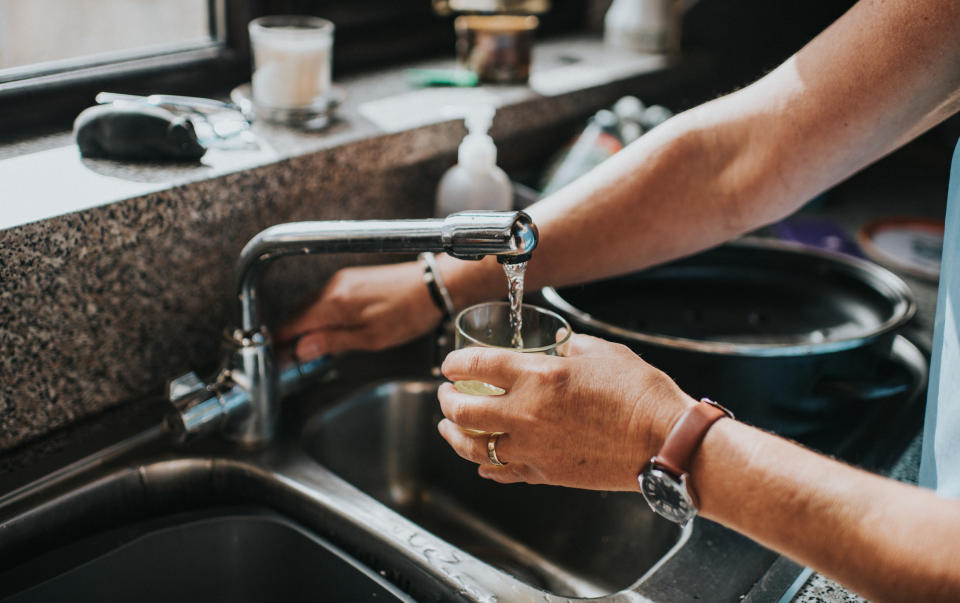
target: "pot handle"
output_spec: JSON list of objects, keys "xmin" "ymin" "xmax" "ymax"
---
[
  {"xmin": 811, "ymin": 332, "xmax": 928, "ymax": 402},
  {"xmin": 812, "ymin": 374, "xmax": 912, "ymax": 401}
]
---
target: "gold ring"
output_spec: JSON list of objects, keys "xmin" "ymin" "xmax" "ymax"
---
[{"xmin": 487, "ymin": 433, "xmax": 507, "ymax": 467}]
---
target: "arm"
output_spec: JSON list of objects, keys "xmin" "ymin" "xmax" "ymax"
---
[
  {"xmin": 280, "ymin": 0, "xmax": 960, "ymax": 357},
  {"xmin": 697, "ymin": 414, "xmax": 960, "ymax": 602},
  {"xmin": 437, "ymin": 335, "xmax": 960, "ymax": 602},
  {"xmin": 440, "ymin": 0, "xmax": 960, "ymax": 307}
]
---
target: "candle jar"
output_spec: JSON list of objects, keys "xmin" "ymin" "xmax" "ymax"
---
[
  {"xmin": 248, "ymin": 15, "xmax": 335, "ymax": 125},
  {"xmin": 454, "ymin": 15, "xmax": 538, "ymax": 84}
]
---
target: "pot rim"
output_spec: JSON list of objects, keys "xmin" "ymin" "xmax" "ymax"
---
[{"xmin": 540, "ymin": 238, "xmax": 918, "ymax": 358}]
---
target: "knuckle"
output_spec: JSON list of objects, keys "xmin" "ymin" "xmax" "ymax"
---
[
  {"xmin": 646, "ymin": 369, "xmax": 678, "ymax": 397},
  {"xmin": 467, "ymin": 349, "xmax": 487, "ymax": 376},
  {"xmin": 530, "ymin": 361, "xmax": 570, "ymax": 389},
  {"xmin": 324, "ymin": 293, "xmax": 348, "ymax": 315},
  {"xmin": 325, "ymin": 272, "xmax": 348, "ymax": 294},
  {"xmin": 445, "ymin": 400, "xmax": 468, "ymax": 425}
]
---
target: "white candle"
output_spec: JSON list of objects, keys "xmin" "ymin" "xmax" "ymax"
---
[{"xmin": 249, "ymin": 16, "xmax": 334, "ymax": 110}]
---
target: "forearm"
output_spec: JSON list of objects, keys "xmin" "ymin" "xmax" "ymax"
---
[
  {"xmin": 438, "ymin": 0, "xmax": 960, "ymax": 310},
  {"xmin": 695, "ymin": 420, "xmax": 960, "ymax": 602},
  {"xmin": 437, "ymin": 106, "xmax": 772, "ymax": 308}
]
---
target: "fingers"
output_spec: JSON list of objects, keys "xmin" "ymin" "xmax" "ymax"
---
[
  {"xmin": 555, "ymin": 326, "xmax": 572, "ymax": 356},
  {"xmin": 275, "ymin": 301, "xmax": 356, "ymax": 344},
  {"xmin": 478, "ymin": 463, "xmax": 530, "ymax": 484},
  {"xmin": 437, "ymin": 382, "xmax": 513, "ymax": 434},
  {"xmin": 441, "ymin": 347, "xmax": 525, "ymax": 389},
  {"xmin": 274, "ymin": 314, "xmax": 314, "ymax": 344},
  {"xmin": 292, "ymin": 326, "xmax": 375, "ymax": 359},
  {"xmin": 437, "ymin": 420, "xmax": 527, "ymax": 481},
  {"xmin": 437, "ymin": 419, "xmax": 500, "ymax": 464}
]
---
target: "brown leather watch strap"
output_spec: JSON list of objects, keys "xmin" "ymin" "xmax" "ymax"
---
[{"xmin": 652, "ymin": 398, "xmax": 732, "ymax": 480}]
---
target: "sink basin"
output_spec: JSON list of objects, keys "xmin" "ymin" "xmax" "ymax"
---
[
  {"xmin": 0, "ymin": 508, "xmax": 413, "ymax": 603},
  {"xmin": 302, "ymin": 380, "xmax": 687, "ymax": 598}
]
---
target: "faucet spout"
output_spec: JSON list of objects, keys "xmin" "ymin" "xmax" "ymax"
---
[{"xmin": 235, "ymin": 210, "xmax": 537, "ymax": 332}]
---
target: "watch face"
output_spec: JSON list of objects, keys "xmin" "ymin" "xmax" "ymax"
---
[{"xmin": 639, "ymin": 467, "xmax": 696, "ymax": 525}]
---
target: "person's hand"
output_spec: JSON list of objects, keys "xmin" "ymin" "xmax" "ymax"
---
[
  {"xmin": 276, "ymin": 261, "xmax": 442, "ymax": 360},
  {"xmin": 437, "ymin": 333, "xmax": 696, "ymax": 491}
]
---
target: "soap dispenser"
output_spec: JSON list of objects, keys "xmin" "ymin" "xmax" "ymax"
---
[{"xmin": 435, "ymin": 106, "xmax": 513, "ymax": 217}]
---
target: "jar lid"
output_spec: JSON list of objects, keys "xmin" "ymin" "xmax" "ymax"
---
[
  {"xmin": 449, "ymin": 0, "xmax": 550, "ymax": 14},
  {"xmin": 858, "ymin": 217, "xmax": 944, "ymax": 282}
]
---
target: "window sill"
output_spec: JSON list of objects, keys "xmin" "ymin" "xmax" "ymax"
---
[{"xmin": 0, "ymin": 35, "xmax": 670, "ymax": 232}]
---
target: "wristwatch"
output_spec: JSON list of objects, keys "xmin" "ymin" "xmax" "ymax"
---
[{"xmin": 638, "ymin": 398, "xmax": 733, "ymax": 525}]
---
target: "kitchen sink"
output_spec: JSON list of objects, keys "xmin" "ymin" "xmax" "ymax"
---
[
  {"xmin": 301, "ymin": 380, "xmax": 688, "ymax": 598},
  {"xmin": 1, "ymin": 337, "xmax": 925, "ymax": 602},
  {"xmin": 0, "ymin": 509, "xmax": 413, "ymax": 603}
]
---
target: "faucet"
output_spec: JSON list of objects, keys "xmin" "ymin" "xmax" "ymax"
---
[{"xmin": 165, "ymin": 210, "xmax": 538, "ymax": 447}]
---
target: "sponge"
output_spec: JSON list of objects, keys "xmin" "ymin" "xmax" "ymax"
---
[{"xmin": 74, "ymin": 103, "xmax": 206, "ymax": 161}]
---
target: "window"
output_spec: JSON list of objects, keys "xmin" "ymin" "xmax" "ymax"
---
[
  {"xmin": 0, "ymin": 0, "xmax": 246, "ymax": 137},
  {"xmin": 0, "ymin": 0, "xmax": 222, "ymax": 82},
  {"xmin": 0, "ymin": 0, "xmax": 589, "ymax": 138}
]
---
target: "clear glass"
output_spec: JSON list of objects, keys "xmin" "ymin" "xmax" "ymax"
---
[
  {"xmin": 248, "ymin": 15, "xmax": 334, "ymax": 111},
  {"xmin": 454, "ymin": 302, "xmax": 571, "ymax": 435}
]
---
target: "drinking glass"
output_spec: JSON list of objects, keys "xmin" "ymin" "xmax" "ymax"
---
[{"xmin": 453, "ymin": 302, "xmax": 571, "ymax": 435}]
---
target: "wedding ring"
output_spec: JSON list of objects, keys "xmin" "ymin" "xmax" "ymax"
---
[{"xmin": 487, "ymin": 433, "xmax": 507, "ymax": 467}]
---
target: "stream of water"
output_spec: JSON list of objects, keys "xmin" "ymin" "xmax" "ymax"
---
[{"xmin": 503, "ymin": 260, "xmax": 527, "ymax": 349}]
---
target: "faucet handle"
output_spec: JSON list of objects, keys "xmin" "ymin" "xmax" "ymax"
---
[
  {"xmin": 164, "ymin": 371, "xmax": 235, "ymax": 443},
  {"xmin": 168, "ymin": 371, "xmax": 205, "ymax": 402}
]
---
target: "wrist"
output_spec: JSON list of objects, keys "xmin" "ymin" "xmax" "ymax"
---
[
  {"xmin": 436, "ymin": 254, "xmax": 504, "ymax": 311},
  {"xmin": 646, "ymin": 386, "xmax": 699, "ymax": 461},
  {"xmin": 687, "ymin": 415, "xmax": 746, "ymax": 520},
  {"xmin": 638, "ymin": 396, "xmax": 732, "ymax": 524},
  {"xmin": 623, "ymin": 382, "xmax": 696, "ymax": 489},
  {"xmin": 418, "ymin": 252, "xmax": 455, "ymax": 320}
]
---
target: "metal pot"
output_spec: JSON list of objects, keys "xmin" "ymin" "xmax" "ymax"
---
[{"xmin": 540, "ymin": 239, "xmax": 917, "ymax": 435}]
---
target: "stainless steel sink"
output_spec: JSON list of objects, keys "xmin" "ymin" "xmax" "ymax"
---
[
  {"xmin": 0, "ymin": 343, "xmax": 824, "ymax": 603},
  {"xmin": 1, "ymin": 509, "xmax": 413, "ymax": 603},
  {"xmin": 301, "ymin": 380, "xmax": 688, "ymax": 598}
]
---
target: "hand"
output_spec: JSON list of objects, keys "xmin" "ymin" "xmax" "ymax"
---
[
  {"xmin": 437, "ymin": 333, "xmax": 696, "ymax": 491},
  {"xmin": 276, "ymin": 261, "xmax": 442, "ymax": 359}
]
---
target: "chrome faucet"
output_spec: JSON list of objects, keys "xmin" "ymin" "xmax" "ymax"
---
[{"xmin": 166, "ymin": 210, "xmax": 538, "ymax": 447}]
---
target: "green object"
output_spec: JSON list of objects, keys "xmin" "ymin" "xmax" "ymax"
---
[{"xmin": 405, "ymin": 68, "xmax": 479, "ymax": 88}]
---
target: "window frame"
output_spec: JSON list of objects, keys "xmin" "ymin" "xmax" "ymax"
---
[
  {"xmin": 0, "ymin": 0, "xmax": 254, "ymax": 139},
  {"xmin": 0, "ymin": 0, "xmax": 591, "ymax": 140}
]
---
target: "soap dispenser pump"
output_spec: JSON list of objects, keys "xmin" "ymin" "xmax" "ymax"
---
[{"xmin": 435, "ymin": 106, "xmax": 513, "ymax": 217}]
